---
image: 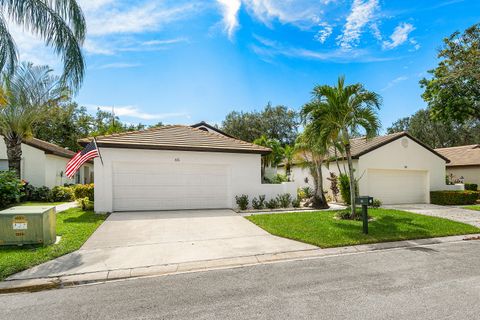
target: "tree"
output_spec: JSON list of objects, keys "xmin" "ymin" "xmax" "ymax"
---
[
  {"xmin": 293, "ymin": 132, "xmax": 329, "ymax": 209},
  {"xmin": 302, "ymin": 76, "xmax": 381, "ymax": 218},
  {"xmin": 0, "ymin": 63, "xmax": 69, "ymax": 176},
  {"xmin": 282, "ymin": 145, "xmax": 295, "ymax": 179},
  {"xmin": 253, "ymin": 135, "xmax": 284, "ymax": 182},
  {"xmin": 387, "ymin": 108, "xmax": 480, "ymax": 148},
  {"xmin": 420, "ymin": 23, "xmax": 480, "ymax": 123},
  {"xmin": 0, "ymin": 0, "xmax": 86, "ymax": 91},
  {"xmin": 222, "ymin": 103, "xmax": 299, "ymax": 144}
]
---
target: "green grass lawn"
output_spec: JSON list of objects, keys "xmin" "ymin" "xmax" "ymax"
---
[
  {"xmin": 18, "ymin": 201, "xmax": 68, "ymax": 206},
  {"xmin": 246, "ymin": 208, "xmax": 480, "ymax": 248},
  {"xmin": 0, "ymin": 208, "xmax": 106, "ymax": 281},
  {"xmin": 464, "ymin": 205, "xmax": 480, "ymax": 211}
]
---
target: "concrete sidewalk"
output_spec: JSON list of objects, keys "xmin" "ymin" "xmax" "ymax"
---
[{"xmin": 2, "ymin": 233, "xmax": 479, "ymax": 294}]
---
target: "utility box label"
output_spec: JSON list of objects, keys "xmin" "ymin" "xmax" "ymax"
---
[{"xmin": 12, "ymin": 215, "xmax": 28, "ymax": 230}]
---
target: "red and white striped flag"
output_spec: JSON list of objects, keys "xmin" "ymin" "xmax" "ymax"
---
[{"xmin": 65, "ymin": 141, "xmax": 99, "ymax": 179}]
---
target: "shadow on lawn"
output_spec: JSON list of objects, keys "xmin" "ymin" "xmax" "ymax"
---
[
  {"xmin": 62, "ymin": 211, "xmax": 107, "ymax": 224},
  {"xmin": 332, "ymin": 214, "xmax": 436, "ymax": 240}
]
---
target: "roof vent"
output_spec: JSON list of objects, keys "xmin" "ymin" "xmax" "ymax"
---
[{"xmin": 401, "ymin": 138, "xmax": 409, "ymax": 148}]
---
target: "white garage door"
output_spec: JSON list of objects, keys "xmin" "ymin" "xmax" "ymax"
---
[
  {"xmin": 367, "ymin": 169, "xmax": 428, "ymax": 204},
  {"xmin": 112, "ymin": 162, "xmax": 230, "ymax": 211}
]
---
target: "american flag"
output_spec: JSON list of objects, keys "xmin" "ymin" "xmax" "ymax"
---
[{"xmin": 65, "ymin": 141, "xmax": 99, "ymax": 179}]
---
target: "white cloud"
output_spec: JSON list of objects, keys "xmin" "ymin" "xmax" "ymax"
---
[
  {"xmin": 141, "ymin": 38, "xmax": 188, "ymax": 46},
  {"xmin": 216, "ymin": 0, "xmax": 241, "ymax": 40},
  {"xmin": 90, "ymin": 105, "xmax": 190, "ymax": 120},
  {"xmin": 382, "ymin": 75, "xmax": 408, "ymax": 91},
  {"xmin": 314, "ymin": 23, "xmax": 333, "ymax": 43},
  {"xmin": 337, "ymin": 0, "xmax": 379, "ymax": 50},
  {"xmin": 96, "ymin": 63, "xmax": 141, "ymax": 69},
  {"xmin": 382, "ymin": 22, "xmax": 415, "ymax": 50}
]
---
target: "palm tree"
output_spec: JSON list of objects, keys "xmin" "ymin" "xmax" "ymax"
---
[
  {"xmin": 302, "ymin": 76, "xmax": 381, "ymax": 217},
  {"xmin": 283, "ymin": 145, "xmax": 295, "ymax": 180},
  {"xmin": 0, "ymin": 0, "xmax": 85, "ymax": 91},
  {"xmin": 0, "ymin": 62, "xmax": 69, "ymax": 177},
  {"xmin": 253, "ymin": 135, "xmax": 284, "ymax": 182},
  {"xmin": 294, "ymin": 131, "xmax": 329, "ymax": 209}
]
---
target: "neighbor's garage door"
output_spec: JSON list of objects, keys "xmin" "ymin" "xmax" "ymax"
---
[
  {"xmin": 367, "ymin": 169, "xmax": 428, "ymax": 204},
  {"xmin": 112, "ymin": 162, "xmax": 230, "ymax": 211}
]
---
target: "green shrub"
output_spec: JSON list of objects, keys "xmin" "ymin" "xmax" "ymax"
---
[
  {"xmin": 297, "ymin": 188, "xmax": 306, "ymax": 200},
  {"xmin": 30, "ymin": 186, "xmax": 52, "ymax": 202},
  {"xmin": 266, "ymin": 198, "xmax": 279, "ymax": 209},
  {"xmin": 339, "ymin": 174, "xmax": 351, "ymax": 205},
  {"xmin": 276, "ymin": 193, "xmax": 292, "ymax": 208},
  {"xmin": 73, "ymin": 184, "xmax": 94, "ymax": 201},
  {"xmin": 77, "ymin": 197, "xmax": 94, "ymax": 211},
  {"xmin": 252, "ymin": 195, "xmax": 266, "ymax": 210},
  {"xmin": 465, "ymin": 183, "xmax": 478, "ymax": 191},
  {"xmin": 301, "ymin": 186, "xmax": 314, "ymax": 199},
  {"xmin": 235, "ymin": 194, "xmax": 249, "ymax": 210},
  {"xmin": 0, "ymin": 171, "xmax": 23, "ymax": 209},
  {"xmin": 265, "ymin": 174, "xmax": 288, "ymax": 184},
  {"xmin": 51, "ymin": 186, "xmax": 74, "ymax": 202},
  {"xmin": 370, "ymin": 199, "xmax": 382, "ymax": 208},
  {"xmin": 430, "ymin": 190, "xmax": 479, "ymax": 205},
  {"xmin": 292, "ymin": 198, "xmax": 301, "ymax": 208}
]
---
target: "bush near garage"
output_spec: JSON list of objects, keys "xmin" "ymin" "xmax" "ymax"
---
[
  {"xmin": 72, "ymin": 183, "xmax": 94, "ymax": 201},
  {"xmin": 0, "ymin": 171, "xmax": 23, "ymax": 209},
  {"xmin": 430, "ymin": 190, "xmax": 479, "ymax": 205},
  {"xmin": 235, "ymin": 194, "xmax": 249, "ymax": 210},
  {"xmin": 51, "ymin": 186, "xmax": 74, "ymax": 202},
  {"xmin": 465, "ymin": 183, "xmax": 478, "ymax": 191}
]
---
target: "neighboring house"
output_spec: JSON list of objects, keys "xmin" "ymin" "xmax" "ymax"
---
[
  {"xmin": 0, "ymin": 137, "xmax": 94, "ymax": 188},
  {"xmin": 280, "ymin": 132, "xmax": 451, "ymax": 205},
  {"xmin": 435, "ymin": 144, "xmax": 480, "ymax": 188},
  {"xmin": 82, "ymin": 125, "xmax": 296, "ymax": 213}
]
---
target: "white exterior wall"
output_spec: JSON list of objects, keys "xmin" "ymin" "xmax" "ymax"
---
[
  {"xmin": 357, "ymin": 136, "xmax": 447, "ymax": 195},
  {"xmin": 0, "ymin": 139, "xmax": 93, "ymax": 187},
  {"xmin": 446, "ymin": 166, "xmax": 480, "ymax": 187},
  {"xmin": 94, "ymin": 148, "xmax": 296, "ymax": 213}
]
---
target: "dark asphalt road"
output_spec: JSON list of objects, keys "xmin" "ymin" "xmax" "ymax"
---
[{"xmin": 1, "ymin": 241, "xmax": 480, "ymax": 320}]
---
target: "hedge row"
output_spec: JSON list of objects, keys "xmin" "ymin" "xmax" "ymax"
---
[{"xmin": 430, "ymin": 190, "xmax": 479, "ymax": 205}]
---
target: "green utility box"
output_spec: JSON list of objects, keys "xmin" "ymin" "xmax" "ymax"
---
[{"xmin": 0, "ymin": 206, "xmax": 56, "ymax": 246}]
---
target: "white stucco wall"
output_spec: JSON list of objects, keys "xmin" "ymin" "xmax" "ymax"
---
[
  {"xmin": 0, "ymin": 139, "xmax": 93, "ymax": 187},
  {"xmin": 94, "ymin": 148, "xmax": 296, "ymax": 213},
  {"xmin": 446, "ymin": 166, "xmax": 480, "ymax": 187},
  {"xmin": 358, "ymin": 136, "xmax": 447, "ymax": 193}
]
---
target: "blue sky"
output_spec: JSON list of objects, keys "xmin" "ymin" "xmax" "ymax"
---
[{"xmin": 13, "ymin": 0, "xmax": 480, "ymax": 131}]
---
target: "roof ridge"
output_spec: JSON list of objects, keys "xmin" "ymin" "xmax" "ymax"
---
[
  {"xmin": 85, "ymin": 125, "xmax": 182, "ymax": 142},
  {"xmin": 435, "ymin": 144, "xmax": 480, "ymax": 150},
  {"xmin": 186, "ymin": 126, "xmax": 271, "ymax": 151}
]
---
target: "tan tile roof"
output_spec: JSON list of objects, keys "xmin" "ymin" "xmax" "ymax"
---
[
  {"xmin": 281, "ymin": 131, "xmax": 449, "ymax": 166},
  {"xmin": 79, "ymin": 125, "xmax": 271, "ymax": 155},
  {"xmin": 435, "ymin": 144, "xmax": 480, "ymax": 167},
  {"xmin": 23, "ymin": 138, "xmax": 76, "ymax": 159}
]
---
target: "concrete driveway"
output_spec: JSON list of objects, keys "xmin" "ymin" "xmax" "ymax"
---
[
  {"xmin": 384, "ymin": 203, "xmax": 480, "ymax": 227},
  {"xmin": 9, "ymin": 210, "xmax": 315, "ymax": 280}
]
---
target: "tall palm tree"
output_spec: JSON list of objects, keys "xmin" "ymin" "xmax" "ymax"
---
[
  {"xmin": 0, "ymin": 0, "xmax": 86, "ymax": 91},
  {"xmin": 294, "ymin": 131, "xmax": 329, "ymax": 209},
  {"xmin": 282, "ymin": 145, "xmax": 295, "ymax": 180},
  {"xmin": 302, "ymin": 76, "xmax": 381, "ymax": 217},
  {"xmin": 0, "ymin": 62, "xmax": 69, "ymax": 177}
]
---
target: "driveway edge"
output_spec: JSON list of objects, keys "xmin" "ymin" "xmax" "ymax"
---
[{"xmin": 2, "ymin": 233, "xmax": 480, "ymax": 294}]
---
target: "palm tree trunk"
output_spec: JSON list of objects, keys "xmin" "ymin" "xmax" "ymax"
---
[
  {"xmin": 344, "ymin": 142, "xmax": 356, "ymax": 218},
  {"xmin": 4, "ymin": 135, "xmax": 22, "ymax": 178},
  {"xmin": 334, "ymin": 147, "xmax": 343, "ymax": 175},
  {"xmin": 311, "ymin": 160, "xmax": 329, "ymax": 209}
]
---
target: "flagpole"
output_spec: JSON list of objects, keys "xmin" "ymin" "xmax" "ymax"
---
[{"xmin": 93, "ymin": 137, "xmax": 104, "ymax": 166}]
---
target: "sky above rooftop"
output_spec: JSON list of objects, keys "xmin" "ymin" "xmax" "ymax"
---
[{"xmin": 13, "ymin": 0, "xmax": 480, "ymax": 131}]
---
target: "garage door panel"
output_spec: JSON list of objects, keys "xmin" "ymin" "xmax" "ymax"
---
[
  {"xmin": 112, "ymin": 162, "xmax": 230, "ymax": 211},
  {"xmin": 367, "ymin": 169, "xmax": 427, "ymax": 204}
]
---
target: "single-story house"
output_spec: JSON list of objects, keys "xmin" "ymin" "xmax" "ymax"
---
[
  {"xmin": 435, "ymin": 144, "xmax": 480, "ymax": 188},
  {"xmin": 0, "ymin": 137, "xmax": 94, "ymax": 188},
  {"xmin": 280, "ymin": 132, "xmax": 452, "ymax": 205},
  {"xmin": 82, "ymin": 125, "xmax": 296, "ymax": 213}
]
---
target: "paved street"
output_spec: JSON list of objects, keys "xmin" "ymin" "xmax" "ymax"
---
[{"xmin": 2, "ymin": 240, "xmax": 480, "ymax": 320}]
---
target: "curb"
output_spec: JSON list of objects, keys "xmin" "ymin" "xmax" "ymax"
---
[{"xmin": 2, "ymin": 233, "xmax": 480, "ymax": 294}]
